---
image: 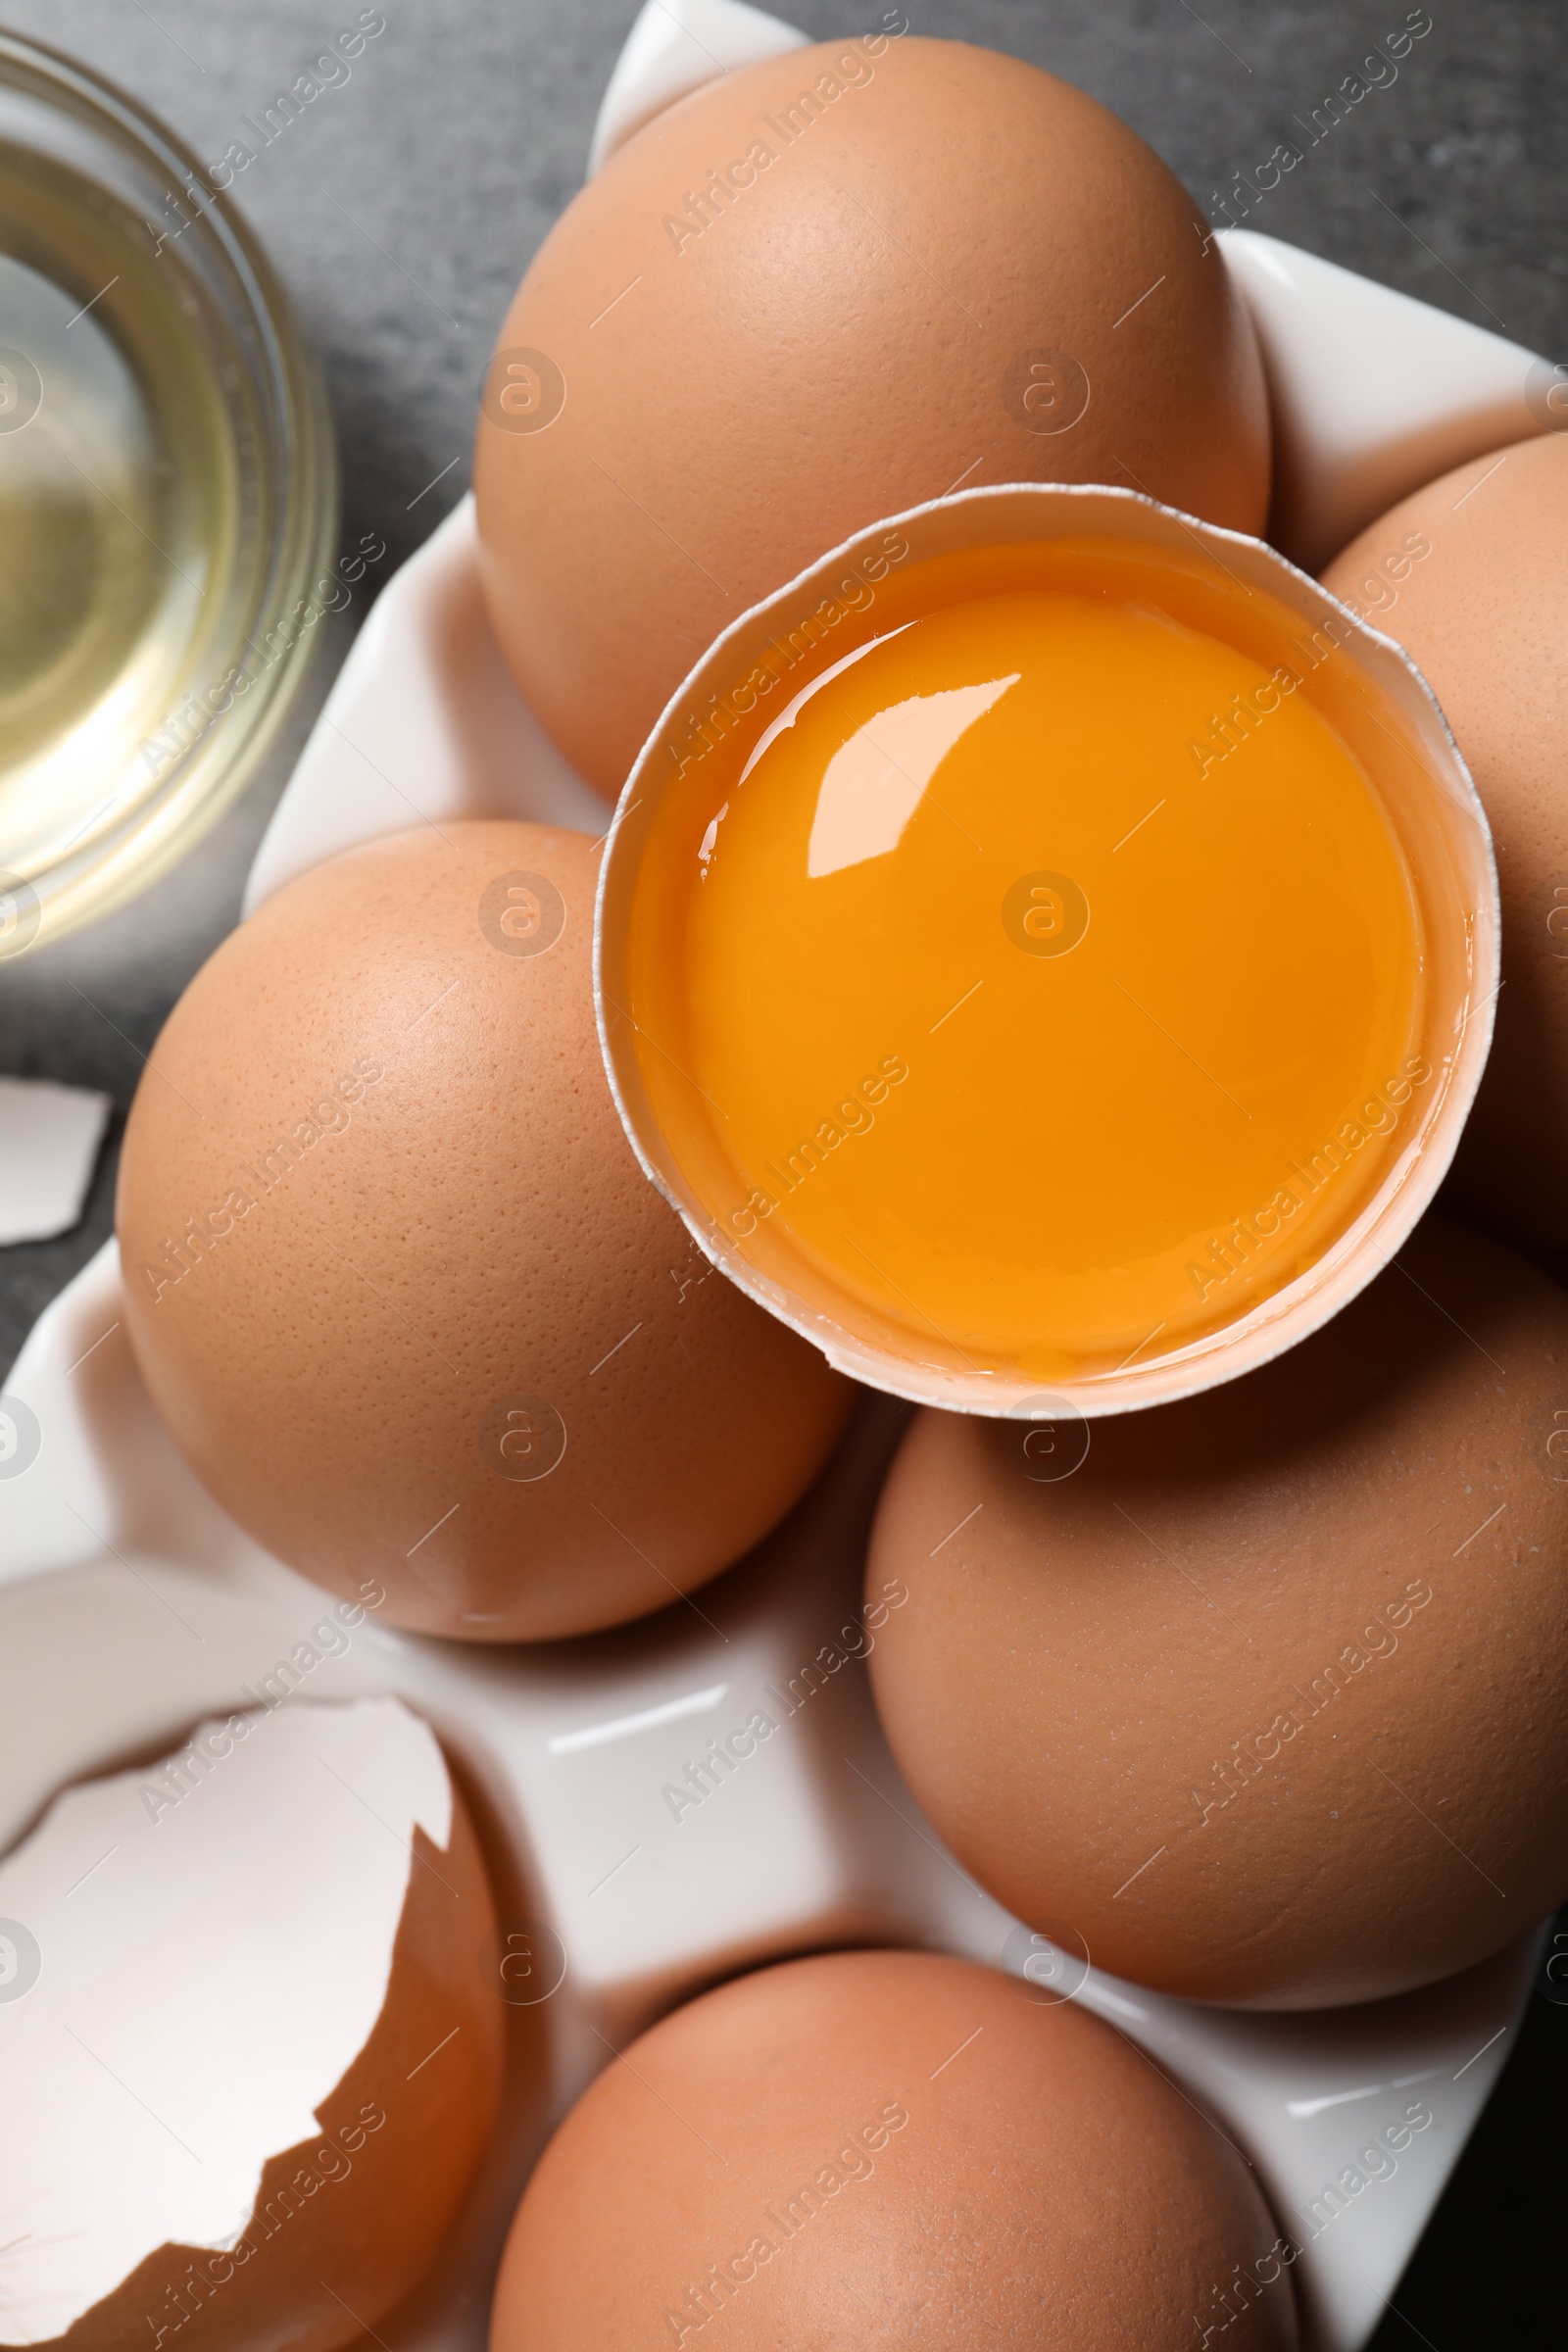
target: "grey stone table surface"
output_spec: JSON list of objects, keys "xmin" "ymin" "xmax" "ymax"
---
[{"xmin": 1, "ymin": 3, "xmax": 1565, "ymax": 2342}]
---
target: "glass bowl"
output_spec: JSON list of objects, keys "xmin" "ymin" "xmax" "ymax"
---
[{"xmin": 0, "ymin": 30, "xmax": 336, "ymax": 955}]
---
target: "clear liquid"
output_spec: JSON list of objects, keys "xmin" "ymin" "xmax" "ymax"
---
[{"xmin": 0, "ymin": 147, "xmax": 237, "ymax": 884}]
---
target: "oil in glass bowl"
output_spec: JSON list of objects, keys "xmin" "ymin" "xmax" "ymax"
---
[{"xmin": 0, "ymin": 32, "xmax": 335, "ymax": 954}]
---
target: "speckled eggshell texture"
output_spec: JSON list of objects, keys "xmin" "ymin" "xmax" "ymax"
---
[
  {"xmin": 1323, "ymin": 434, "xmax": 1568, "ymax": 1248},
  {"xmin": 488, "ymin": 1949, "xmax": 1298, "ymax": 2350},
  {"xmin": 866, "ymin": 1216, "xmax": 1568, "ymax": 2009},
  {"xmin": 116, "ymin": 821, "xmax": 854, "ymax": 1641},
  {"xmin": 474, "ymin": 35, "xmax": 1271, "ymax": 794}
]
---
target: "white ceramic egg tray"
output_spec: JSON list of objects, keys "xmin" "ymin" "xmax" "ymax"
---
[{"xmin": 1, "ymin": 5, "xmax": 1557, "ymax": 2347}]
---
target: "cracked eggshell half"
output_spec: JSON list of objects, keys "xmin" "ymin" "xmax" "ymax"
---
[
  {"xmin": 0, "ymin": 1695, "xmax": 504, "ymax": 2350},
  {"xmin": 114, "ymin": 821, "xmax": 855, "ymax": 1641},
  {"xmin": 865, "ymin": 1217, "xmax": 1568, "ymax": 2008}
]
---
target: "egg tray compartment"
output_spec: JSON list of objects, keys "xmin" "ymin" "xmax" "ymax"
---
[
  {"xmin": 1, "ymin": 5, "xmax": 1559, "ymax": 2347},
  {"xmin": 0, "ymin": 1257, "xmax": 1542, "ymax": 2352}
]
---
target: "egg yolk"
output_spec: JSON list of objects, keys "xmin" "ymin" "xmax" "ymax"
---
[{"xmin": 622, "ymin": 547, "xmax": 1427, "ymax": 1384}]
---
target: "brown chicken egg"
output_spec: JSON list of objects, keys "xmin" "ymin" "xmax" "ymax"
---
[
  {"xmin": 474, "ymin": 35, "xmax": 1271, "ymax": 794},
  {"xmin": 866, "ymin": 1215, "xmax": 1568, "ymax": 2009},
  {"xmin": 1322, "ymin": 433, "xmax": 1568, "ymax": 1248},
  {"xmin": 116, "ymin": 821, "xmax": 853, "ymax": 1640},
  {"xmin": 0, "ymin": 1697, "xmax": 504, "ymax": 2349},
  {"xmin": 489, "ymin": 1948, "xmax": 1298, "ymax": 2350}
]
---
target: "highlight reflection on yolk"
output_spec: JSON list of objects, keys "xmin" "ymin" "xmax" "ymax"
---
[{"xmin": 625, "ymin": 552, "xmax": 1427, "ymax": 1384}]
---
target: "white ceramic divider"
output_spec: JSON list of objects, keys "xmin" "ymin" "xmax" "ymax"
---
[
  {"xmin": 0, "ymin": 4, "xmax": 1555, "ymax": 2346},
  {"xmin": 0, "ymin": 1246, "xmax": 1542, "ymax": 2352}
]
